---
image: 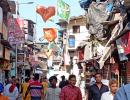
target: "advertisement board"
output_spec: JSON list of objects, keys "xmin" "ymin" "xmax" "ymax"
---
[{"xmin": 8, "ymin": 15, "xmax": 25, "ymax": 45}]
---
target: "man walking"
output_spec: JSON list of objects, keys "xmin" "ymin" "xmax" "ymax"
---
[
  {"xmin": 45, "ymin": 76, "xmax": 61, "ymax": 100},
  {"xmin": 21, "ymin": 78, "xmax": 31, "ymax": 100},
  {"xmin": 88, "ymin": 73, "xmax": 109, "ymax": 100},
  {"xmin": 24, "ymin": 73, "xmax": 44, "ymax": 100},
  {"xmin": 59, "ymin": 75, "xmax": 68, "ymax": 89},
  {"xmin": 4, "ymin": 77, "xmax": 19, "ymax": 100},
  {"xmin": 101, "ymin": 79, "xmax": 118, "ymax": 100},
  {"xmin": 114, "ymin": 83, "xmax": 130, "ymax": 100},
  {"xmin": 0, "ymin": 83, "xmax": 9, "ymax": 100},
  {"xmin": 60, "ymin": 74, "xmax": 82, "ymax": 100}
]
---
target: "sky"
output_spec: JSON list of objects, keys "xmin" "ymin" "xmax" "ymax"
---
[{"xmin": 18, "ymin": 0, "xmax": 85, "ymax": 42}]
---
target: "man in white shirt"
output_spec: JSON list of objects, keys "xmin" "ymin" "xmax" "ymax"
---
[
  {"xmin": 3, "ymin": 77, "xmax": 19, "ymax": 100},
  {"xmin": 101, "ymin": 79, "xmax": 118, "ymax": 100},
  {"xmin": 45, "ymin": 76, "xmax": 61, "ymax": 100}
]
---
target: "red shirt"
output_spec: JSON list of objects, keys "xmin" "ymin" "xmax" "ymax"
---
[
  {"xmin": 29, "ymin": 81, "xmax": 43, "ymax": 97},
  {"xmin": 60, "ymin": 85, "xmax": 82, "ymax": 100}
]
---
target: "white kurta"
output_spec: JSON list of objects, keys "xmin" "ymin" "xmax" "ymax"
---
[
  {"xmin": 45, "ymin": 87, "xmax": 61, "ymax": 100},
  {"xmin": 3, "ymin": 84, "xmax": 19, "ymax": 100},
  {"xmin": 101, "ymin": 91, "xmax": 114, "ymax": 100}
]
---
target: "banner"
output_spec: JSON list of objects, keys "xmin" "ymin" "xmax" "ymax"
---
[
  {"xmin": 119, "ymin": 32, "xmax": 130, "ymax": 55},
  {"xmin": 57, "ymin": 0, "xmax": 70, "ymax": 21},
  {"xmin": 8, "ymin": 15, "xmax": 25, "ymax": 45},
  {"xmin": 116, "ymin": 38, "xmax": 128, "ymax": 61}
]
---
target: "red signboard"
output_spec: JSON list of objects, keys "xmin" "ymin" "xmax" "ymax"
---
[{"xmin": 120, "ymin": 32, "xmax": 130, "ymax": 55}]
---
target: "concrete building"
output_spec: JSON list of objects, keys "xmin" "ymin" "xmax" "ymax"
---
[{"xmin": 57, "ymin": 15, "xmax": 90, "ymax": 72}]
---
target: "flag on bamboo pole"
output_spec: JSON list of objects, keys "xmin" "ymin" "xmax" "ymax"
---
[{"xmin": 57, "ymin": 0, "xmax": 70, "ymax": 21}]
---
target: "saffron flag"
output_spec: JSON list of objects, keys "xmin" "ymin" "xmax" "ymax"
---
[{"xmin": 57, "ymin": 0, "xmax": 70, "ymax": 21}]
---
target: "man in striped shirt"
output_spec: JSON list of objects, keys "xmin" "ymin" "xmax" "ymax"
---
[{"xmin": 24, "ymin": 74, "xmax": 44, "ymax": 100}]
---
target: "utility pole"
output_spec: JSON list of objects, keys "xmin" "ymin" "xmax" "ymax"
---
[{"xmin": 15, "ymin": 0, "xmax": 18, "ymax": 78}]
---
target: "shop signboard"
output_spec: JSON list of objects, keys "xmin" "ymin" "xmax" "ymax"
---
[
  {"xmin": 8, "ymin": 15, "xmax": 25, "ymax": 45},
  {"xmin": 120, "ymin": 32, "xmax": 130, "ymax": 55},
  {"xmin": 116, "ymin": 31, "xmax": 130, "ymax": 61},
  {"xmin": 0, "ymin": 7, "xmax": 3, "ymax": 33}
]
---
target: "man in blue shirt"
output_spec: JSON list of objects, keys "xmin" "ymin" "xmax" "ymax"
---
[
  {"xmin": 114, "ymin": 84, "xmax": 130, "ymax": 100},
  {"xmin": 88, "ymin": 73, "xmax": 109, "ymax": 100}
]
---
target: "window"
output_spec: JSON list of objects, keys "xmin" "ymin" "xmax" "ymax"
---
[
  {"xmin": 68, "ymin": 35, "xmax": 75, "ymax": 48},
  {"xmin": 73, "ymin": 25, "xmax": 80, "ymax": 33}
]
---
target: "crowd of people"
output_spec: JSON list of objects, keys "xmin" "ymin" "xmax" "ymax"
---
[{"xmin": 0, "ymin": 72, "xmax": 129, "ymax": 100}]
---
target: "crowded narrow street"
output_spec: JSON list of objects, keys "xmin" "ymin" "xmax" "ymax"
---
[{"xmin": 0, "ymin": 0, "xmax": 130, "ymax": 100}]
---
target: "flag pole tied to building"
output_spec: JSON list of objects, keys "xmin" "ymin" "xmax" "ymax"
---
[{"xmin": 57, "ymin": 0, "xmax": 70, "ymax": 22}]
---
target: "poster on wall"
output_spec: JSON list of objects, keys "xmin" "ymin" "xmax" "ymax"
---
[
  {"xmin": 8, "ymin": 14, "xmax": 25, "ymax": 45},
  {"xmin": 0, "ymin": 7, "xmax": 3, "ymax": 33},
  {"xmin": 116, "ymin": 32, "xmax": 130, "ymax": 61},
  {"xmin": 119, "ymin": 32, "xmax": 130, "ymax": 55}
]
